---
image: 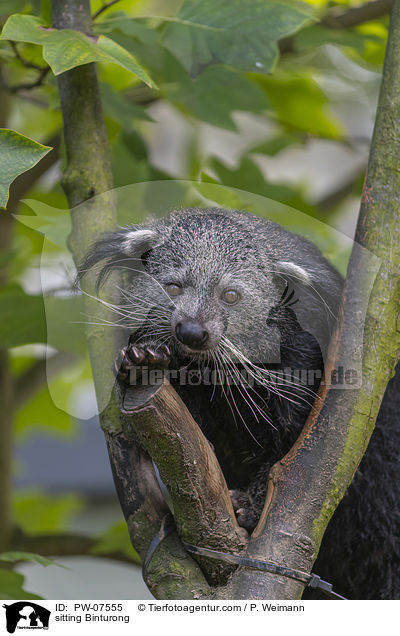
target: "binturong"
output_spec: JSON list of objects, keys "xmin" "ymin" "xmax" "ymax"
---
[{"xmin": 79, "ymin": 207, "xmax": 400, "ymax": 600}]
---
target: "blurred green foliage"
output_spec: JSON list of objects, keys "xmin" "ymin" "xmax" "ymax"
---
[
  {"xmin": 13, "ymin": 491, "xmax": 84, "ymax": 535},
  {"xmin": 0, "ymin": 0, "xmax": 389, "ymax": 598},
  {"xmin": 0, "ymin": 569, "xmax": 42, "ymax": 600},
  {"xmin": 90, "ymin": 522, "xmax": 141, "ymax": 563}
]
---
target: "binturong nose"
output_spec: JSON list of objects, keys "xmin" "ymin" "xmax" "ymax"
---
[{"xmin": 175, "ymin": 319, "xmax": 209, "ymax": 349}]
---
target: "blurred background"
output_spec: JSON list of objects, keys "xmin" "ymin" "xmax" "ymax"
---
[{"xmin": 0, "ymin": 0, "xmax": 389, "ymax": 598}]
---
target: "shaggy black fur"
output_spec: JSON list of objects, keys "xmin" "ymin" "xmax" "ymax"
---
[
  {"xmin": 304, "ymin": 367, "xmax": 400, "ymax": 599},
  {"xmin": 173, "ymin": 308, "xmax": 400, "ymax": 600},
  {"xmin": 80, "ymin": 208, "xmax": 400, "ymax": 600}
]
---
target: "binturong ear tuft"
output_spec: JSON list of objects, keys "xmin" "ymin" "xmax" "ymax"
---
[
  {"xmin": 275, "ymin": 260, "xmax": 313, "ymax": 287},
  {"xmin": 77, "ymin": 227, "xmax": 159, "ymax": 291}
]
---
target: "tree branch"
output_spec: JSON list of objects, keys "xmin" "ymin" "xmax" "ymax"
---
[
  {"xmin": 279, "ymin": 0, "xmax": 392, "ymax": 55},
  {"xmin": 51, "ymin": 0, "xmax": 211, "ymax": 599},
  {"xmin": 321, "ymin": 0, "xmax": 392, "ymax": 30},
  {"xmin": 51, "ymin": 0, "xmax": 399, "ymax": 601},
  {"xmin": 9, "ymin": 42, "xmax": 48, "ymax": 71},
  {"xmin": 0, "ymin": 67, "xmax": 50, "ymax": 94},
  {"xmin": 120, "ymin": 379, "xmax": 247, "ymax": 585},
  {"xmin": 228, "ymin": 0, "xmax": 400, "ymax": 599},
  {"xmin": 104, "ymin": 425, "xmax": 212, "ymax": 598},
  {"xmin": 92, "ymin": 0, "xmax": 122, "ymax": 21},
  {"xmin": 52, "ymin": 0, "xmax": 121, "ymax": 400}
]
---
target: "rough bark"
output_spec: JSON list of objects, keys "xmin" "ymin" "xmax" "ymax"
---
[
  {"xmin": 52, "ymin": 0, "xmax": 121, "ymax": 413},
  {"xmin": 52, "ymin": 0, "xmax": 400, "ymax": 601},
  {"xmin": 228, "ymin": 0, "xmax": 400, "ymax": 599},
  {"xmin": 120, "ymin": 379, "xmax": 247, "ymax": 584},
  {"xmin": 51, "ymin": 0, "xmax": 213, "ymax": 597},
  {"xmin": 104, "ymin": 427, "xmax": 212, "ymax": 598}
]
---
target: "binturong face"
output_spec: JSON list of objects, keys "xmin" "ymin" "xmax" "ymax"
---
[
  {"xmin": 79, "ymin": 208, "xmax": 342, "ymax": 369},
  {"xmin": 122, "ymin": 212, "xmax": 284, "ymax": 366}
]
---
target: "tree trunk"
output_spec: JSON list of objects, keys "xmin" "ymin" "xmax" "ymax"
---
[{"xmin": 52, "ymin": 0, "xmax": 400, "ymax": 600}]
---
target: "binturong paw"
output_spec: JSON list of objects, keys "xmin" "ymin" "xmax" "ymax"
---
[
  {"xmin": 229, "ymin": 489, "xmax": 259, "ymax": 533},
  {"xmin": 114, "ymin": 343, "xmax": 170, "ymax": 384}
]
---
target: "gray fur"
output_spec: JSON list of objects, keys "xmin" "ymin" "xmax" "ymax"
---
[{"xmin": 80, "ymin": 208, "xmax": 342, "ymax": 365}]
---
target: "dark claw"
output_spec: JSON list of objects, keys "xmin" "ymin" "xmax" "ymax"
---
[
  {"xmin": 116, "ymin": 346, "xmax": 129, "ymax": 366},
  {"xmin": 128, "ymin": 345, "xmax": 146, "ymax": 365},
  {"xmin": 157, "ymin": 345, "xmax": 171, "ymax": 368},
  {"xmin": 142, "ymin": 345, "xmax": 170, "ymax": 368},
  {"xmin": 114, "ymin": 342, "xmax": 171, "ymax": 385},
  {"xmin": 114, "ymin": 346, "xmax": 131, "ymax": 379},
  {"xmin": 153, "ymin": 351, "xmax": 165, "ymax": 364},
  {"xmin": 145, "ymin": 347, "xmax": 157, "ymax": 364},
  {"xmin": 159, "ymin": 344, "xmax": 171, "ymax": 356}
]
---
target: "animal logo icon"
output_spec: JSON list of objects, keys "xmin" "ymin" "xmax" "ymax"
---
[{"xmin": 3, "ymin": 602, "xmax": 50, "ymax": 633}]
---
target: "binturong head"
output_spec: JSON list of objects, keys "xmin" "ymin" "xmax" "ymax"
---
[{"xmin": 78, "ymin": 208, "xmax": 343, "ymax": 366}]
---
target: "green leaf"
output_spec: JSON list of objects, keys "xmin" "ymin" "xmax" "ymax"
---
[
  {"xmin": 172, "ymin": 65, "xmax": 268, "ymax": 129},
  {"xmin": 15, "ymin": 373, "xmax": 77, "ymax": 439},
  {"xmin": 0, "ymin": 0, "xmax": 29, "ymax": 13},
  {"xmin": 1, "ymin": 99, "xmax": 62, "ymax": 149},
  {"xmin": 100, "ymin": 83, "xmax": 152, "ymax": 129},
  {"xmin": 0, "ymin": 15, "xmax": 47, "ymax": 45},
  {"xmin": 293, "ymin": 24, "xmax": 378, "ymax": 53},
  {"xmin": 13, "ymin": 355, "xmax": 93, "ymax": 439},
  {"xmin": 0, "ymin": 129, "xmax": 52, "ymax": 209},
  {"xmin": 0, "ymin": 569, "xmax": 42, "ymax": 600},
  {"xmin": 95, "ymin": 14, "xmax": 158, "ymax": 46},
  {"xmin": 208, "ymin": 156, "xmax": 313, "ymax": 212},
  {"xmin": 249, "ymin": 134, "xmax": 301, "ymax": 156},
  {"xmin": 0, "ymin": 551, "xmax": 59, "ymax": 567},
  {"xmin": 355, "ymin": 21, "xmax": 388, "ymax": 67},
  {"xmin": 110, "ymin": 131, "xmax": 151, "ymax": 187},
  {"xmin": 253, "ymin": 73, "xmax": 344, "ymax": 138},
  {"xmin": 90, "ymin": 522, "xmax": 141, "ymax": 563},
  {"xmin": 13, "ymin": 491, "xmax": 83, "ymax": 535},
  {"xmin": 0, "ymin": 287, "xmax": 46, "ymax": 348},
  {"xmin": 97, "ymin": 25, "xmax": 269, "ymax": 128},
  {"xmin": 0, "ymin": 14, "xmax": 156, "ymax": 86},
  {"xmin": 0, "ymin": 287, "xmax": 86, "ymax": 354},
  {"xmin": 15, "ymin": 210, "xmax": 71, "ymax": 249},
  {"xmin": 162, "ymin": 0, "xmax": 312, "ymax": 75},
  {"xmin": 97, "ymin": 34, "xmax": 155, "ymax": 84}
]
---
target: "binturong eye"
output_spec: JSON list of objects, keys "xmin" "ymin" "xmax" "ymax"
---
[
  {"xmin": 166, "ymin": 283, "xmax": 183, "ymax": 297},
  {"xmin": 222, "ymin": 289, "xmax": 240, "ymax": 305}
]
